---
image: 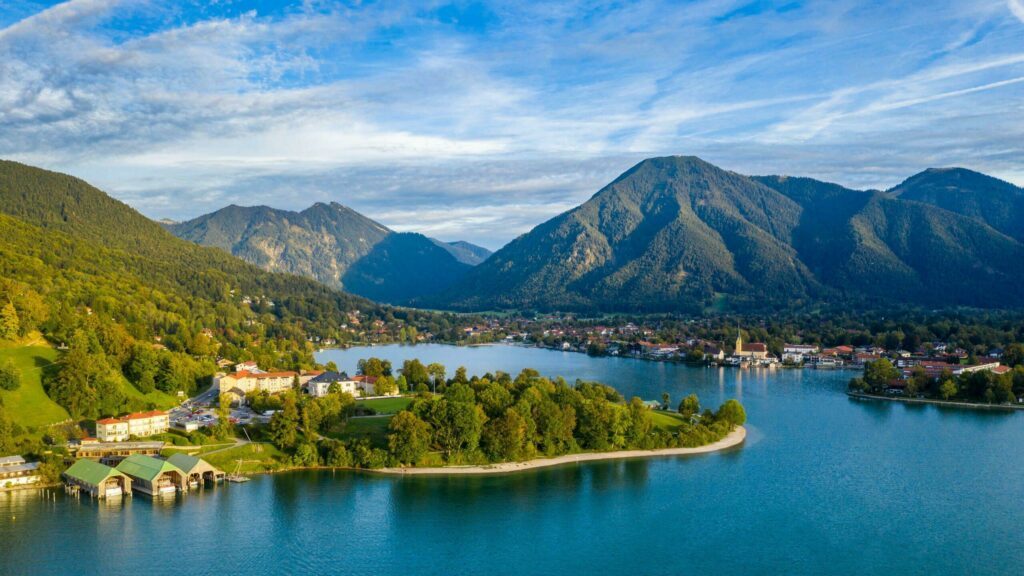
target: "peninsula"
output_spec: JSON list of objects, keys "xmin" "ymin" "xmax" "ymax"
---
[{"xmin": 376, "ymin": 425, "xmax": 746, "ymax": 475}]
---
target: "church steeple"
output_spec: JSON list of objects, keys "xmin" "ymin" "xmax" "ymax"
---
[{"xmin": 735, "ymin": 325, "xmax": 743, "ymax": 353}]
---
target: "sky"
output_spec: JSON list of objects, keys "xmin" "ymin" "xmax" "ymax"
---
[{"xmin": 2, "ymin": 0, "xmax": 1024, "ymax": 249}]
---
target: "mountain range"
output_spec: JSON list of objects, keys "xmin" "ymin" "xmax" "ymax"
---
[
  {"xmin": 166, "ymin": 204, "xmax": 491, "ymax": 304},
  {"xmin": 426, "ymin": 156, "xmax": 1024, "ymax": 312}
]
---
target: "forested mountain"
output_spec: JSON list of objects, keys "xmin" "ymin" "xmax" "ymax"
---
[
  {"xmin": 0, "ymin": 160, "xmax": 451, "ymax": 421},
  {"xmin": 429, "ymin": 156, "xmax": 1024, "ymax": 312},
  {"xmin": 167, "ymin": 203, "xmax": 487, "ymax": 304},
  {"xmin": 435, "ymin": 240, "xmax": 492, "ymax": 265},
  {"xmin": 888, "ymin": 167, "xmax": 1024, "ymax": 242}
]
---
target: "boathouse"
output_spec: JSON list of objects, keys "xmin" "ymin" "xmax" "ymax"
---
[
  {"xmin": 166, "ymin": 453, "xmax": 225, "ymax": 487},
  {"xmin": 115, "ymin": 455, "xmax": 186, "ymax": 496},
  {"xmin": 63, "ymin": 459, "xmax": 132, "ymax": 499}
]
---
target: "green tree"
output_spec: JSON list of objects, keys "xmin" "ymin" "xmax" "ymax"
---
[
  {"xmin": 482, "ymin": 408, "xmax": 530, "ymax": 461},
  {"xmin": 677, "ymin": 394, "xmax": 701, "ymax": 419},
  {"xmin": 1002, "ymin": 344, "xmax": 1024, "ymax": 367},
  {"xmin": 427, "ymin": 362, "xmax": 446, "ymax": 392},
  {"xmin": 626, "ymin": 397, "xmax": 654, "ymax": 448},
  {"xmin": 716, "ymin": 399, "xmax": 746, "ymax": 427},
  {"xmin": 374, "ymin": 375, "xmax": 398, "ymax": 396},
  {"xmin": 0, "ymin": 360, "xmax": 20, "ymax": 391},
  {"xmin": 0, "ymin": 302, "xmax": 19, "ymax": 341},
  {"xmin": 269, "ymin": 393, "xmax": 301, "ymax": 451},
  {"xmin": 938, "ymin": 379, "xmax": 957, "ymax": 400},
  {"xmin": 401, "ymin": 359, "xmax": 430, "ymax": 389},
  {"xmin": 863, "ymin": 359, "xmax": 900, "ymax": 390},
  {"xmin": 387, "ymin": 411, "xmax": 432, "ymax": 465}
]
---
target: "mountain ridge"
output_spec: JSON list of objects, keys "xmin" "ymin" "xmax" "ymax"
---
[{"xmin": 427, "ymin": 156, "xmax": 1024, "ymax": 312}]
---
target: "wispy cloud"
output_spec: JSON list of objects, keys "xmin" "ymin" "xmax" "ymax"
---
[{"xmin": 1, "ymin": 0, "xmax": 1023, "ymax": 247}]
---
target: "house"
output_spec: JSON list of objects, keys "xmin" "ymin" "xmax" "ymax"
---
[
  {"xmin": 116, "ymin": 454, "xmax": 187, "ymax": 496},
  {"xmin": 703, "ymin": 343, "xmax": 726, "ymax": 362},
  {"xmin": 166, "ymin": 453, "xmax": 225, "ymax": 487},
  {"xmin": 235, "ymin": 361, "xmax": 261, "ymax": 373},
  {"xmin": 306, "ymin": 371, "xmax": 356, "ymax": 397},
  {"xmin": 96, "ymin": 410, "xmax": 169, "ymax": 442},
  {"xmin": 215, "ymin": 370, "xmax": 298, "ymax": 398},
  {"xmin": 63, "ymin": 459, "xmax": 132, "ymax": 499},
  {"xmin": 733, "ymin": 331, "xmax": 769, "ymax": 360},
  {"xmin": 0, "ymin": 455, "xmax": 41, "ymax": 490}
]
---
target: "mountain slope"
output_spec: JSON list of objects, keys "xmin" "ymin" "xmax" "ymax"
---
[
  {"xmin": 0, "ymin": 160, "xmax": 380, "ymax": 421},
  {"xmin": 431, "ymin": 157, "xmax": 820, "ymax": 312},
  {"xmin": 756, "ymin": 175, "xmax": 1024, "ymax": 306},
  {"xmin": 344, "ymin": 233, "xmax": 472, "ymax": 303},
  {"xmin": 888, "ymin": 168, "xmax": 1024, "ymax": 242},
  {"xmin": 435, "ymin": 240, "xmax": 492, "ymax": 265},
  {"xmin": 430, "ymin": 157, "xmax": 1024, "ymax": 312},
  {"xmin": 168, "ymin": 203, "xmax": 476, "ymax": 304}
]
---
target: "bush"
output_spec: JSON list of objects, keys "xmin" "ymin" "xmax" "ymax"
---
[{"xmin": 0, "ymin": 361, "xmax": 19, "ymax": 391}]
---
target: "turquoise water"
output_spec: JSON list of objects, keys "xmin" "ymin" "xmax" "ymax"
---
[{"xmin": 3, "ymin": 344, "xmax": 1024, "ymax": 575}]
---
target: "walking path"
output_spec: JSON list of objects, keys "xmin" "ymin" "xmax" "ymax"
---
[{"xmin": 375, "ymin": 426, "xmax": 746, "ymax": 476}]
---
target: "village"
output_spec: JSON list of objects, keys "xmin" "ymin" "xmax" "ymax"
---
[{"xmin": 1, "ymin": 358, "xmax": 402, "ymax": 499}]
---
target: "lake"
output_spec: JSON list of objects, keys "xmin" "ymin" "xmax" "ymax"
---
[{"xmin": 3, "ymin": 343, "xmax": 1023, "ymax": 575}]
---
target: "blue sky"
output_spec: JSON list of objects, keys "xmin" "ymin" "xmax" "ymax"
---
[{"xmin": 2, "ymin": 0, "xmax": 1024, "ymax": 249}]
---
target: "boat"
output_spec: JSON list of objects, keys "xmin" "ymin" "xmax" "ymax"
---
[{"xmin": 225, "ymin": 460, "xmax": 250, "ymax": 483}]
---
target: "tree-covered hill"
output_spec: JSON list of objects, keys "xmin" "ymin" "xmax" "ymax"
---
[
  {"xmin": 888, "ymin": 167, "xmax": 1024, "ymax": 242},
  {"xmin": 428, "ymin": 157, "xmax": 1024, "ymax": 312},
  {"xmin": 0, "ymin": 160, "xmax": 452, "ymax": 423},
  {"xmin": 167, "ymin": 201, "xmax": 487, "ymax": 304}
]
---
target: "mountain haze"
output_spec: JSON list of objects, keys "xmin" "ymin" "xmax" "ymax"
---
[
  {"xmin": 168, "ymin": 204, "xmax": 488, "ymax": 304},
  {"xmin": 430, "ymin": 156, "xmax": 1024, "ymax": 312}
]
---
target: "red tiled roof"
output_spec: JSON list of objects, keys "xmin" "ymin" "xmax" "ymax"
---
[
  {"xmin": 96, "ymin": 418, "xmax": 122, "ymax": 425},
  {"xmin": 125, "ymin": 410, "xmax": 167, "ymax": 420},
  {"xmin": 744, "ymin": 343, "xmax": 768, "ymax": 352}
]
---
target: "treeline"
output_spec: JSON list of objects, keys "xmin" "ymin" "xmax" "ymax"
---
[
  {"xmin": 517, "ymin": 309, "xmax": 1024, "ymax": 359},
  {"xmin": 850, "ymin": 359, "xmax": 1024, "ymax": 404},
  {"xmin": 261, "ymin": 363, "xmax": 745, "ymax": 469}
]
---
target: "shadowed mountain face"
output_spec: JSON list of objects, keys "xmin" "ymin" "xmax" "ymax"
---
[
  {"xmin": 428, "ymin": 157, "xmax": 1024, "ymax": 312},
  {"xmin": 888, "ymin": 167, "xmax": 1024, "ymax": 243},
  {"xmin": 168, "ymin": 203, "xmax": 487, "ymax": 305}
]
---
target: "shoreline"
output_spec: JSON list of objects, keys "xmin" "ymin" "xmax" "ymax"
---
[
  {"xmin": 373, "ymin": 425, "xmax": 746, "ymax": 476},
  {"xmin": 847, "ymin": 392, "xmax": 1024, "ymax": 411}
]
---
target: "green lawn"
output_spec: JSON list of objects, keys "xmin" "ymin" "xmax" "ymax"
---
[
  {"xmin": 203, "ymin": 442, "xmax": 290, "ymax": 474},
  {"xmin": 0, "ymin": 345, "xmax": 70, "ymax": 428},
  {"xmin": 325, "ymin": 415, "xmax": 392, "ymax": 447},
  {"xmin": 649, "ymin": 409, "xmax": 688, "ymax": 431},
  {"xmin": 355, "ymin": 396, "xmax": 413, "ymax": 414},
  {"xmin": 119, "ymin": 378, "xmax": 180, "ymax": 410}
]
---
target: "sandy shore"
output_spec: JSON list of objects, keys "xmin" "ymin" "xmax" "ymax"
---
[{"xmin": 375, "ymin": 425, "xmax": 746, "ymax": 476}]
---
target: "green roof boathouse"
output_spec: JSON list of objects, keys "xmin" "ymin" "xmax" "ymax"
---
[{"xmin": 63, "ymin": 459, "xmax": 132, "ymax": 499}]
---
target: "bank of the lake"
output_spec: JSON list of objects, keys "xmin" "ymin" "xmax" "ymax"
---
[
  {"xmin": 376, "ymin": 425, "xmax": 745, "ymax": 475},
  {"xmin": 5, "ymin": 343, "xmax": 1024, "ymax": 576},
  {"xmin": 847, "ymin": 391, "xmax": 1024, "ymax": 411}
]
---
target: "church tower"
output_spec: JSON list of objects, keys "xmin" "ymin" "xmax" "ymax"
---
[{"xmin": 735, "ymin": 328, "xmax": 743, "ymax": 354}]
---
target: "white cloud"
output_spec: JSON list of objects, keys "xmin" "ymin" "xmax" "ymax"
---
[
  {"xmin": 1, "ymin": 0, "xmax": 1023, "ymax": 247},
  {"xmin": 1010, "ymin": 0, "xmax": 1024, "ymax": 23}
]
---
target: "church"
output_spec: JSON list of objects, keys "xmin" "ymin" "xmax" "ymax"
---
[{"xmin": 733, "ymin": 330, "xmax": 769, "ymax": 360}]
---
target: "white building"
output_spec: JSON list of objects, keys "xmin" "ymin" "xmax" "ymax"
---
[
  {"xmin": 0, "ymin": 455, "xmax": 41, "ymax": 489},
  {"xmin": 96, "ymin": 411, "xmax": 170, "ymax": 442},
  {"xmin": 783, "ymin": 344, "xmax": 819, "ymax": 363}
]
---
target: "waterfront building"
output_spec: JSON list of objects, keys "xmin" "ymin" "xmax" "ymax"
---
[
  {"xmin": 733, "ymin": 330, "xmax": 769, "ymax": 361},
  {"xmin": 0, "ymin": 456, "xmax": 41, "ymax": 490},
  {"xmin": 115, "ymin": 454, "xmax": 187, "ymax": 496},
  {"xmin": 69, "ymin": 440, "xmax": 166, "ymax": 465},
  {"xmin": 63, "ymin": 459, "xmax": 132, "ymax": 499},
  {"xmin": 166, "ymin": 453, "xmax": 225, "ymax": 487},
  {"xmin": 96, "ymin": 410, "xmax": 170, "ymax": 442}
]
